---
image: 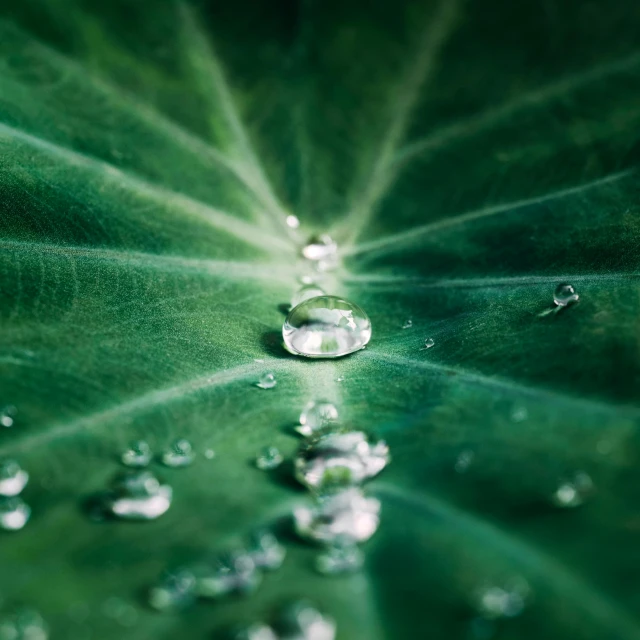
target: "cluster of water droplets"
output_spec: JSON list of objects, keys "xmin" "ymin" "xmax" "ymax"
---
[{"xmin": 0, "ymin": 459, "xmax": 30, "ymax": 532}]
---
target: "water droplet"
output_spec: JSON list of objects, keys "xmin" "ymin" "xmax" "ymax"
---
[
  {"xmin": 302, "ymin": 234, "xmax": 337, "ymax": 262},
  {"xmin": 295, "ymin": 431, "xmax": 389, "ymax": 490},
  {"xmin": 551, "ymin": 471, "xmax": 593, "ymax": 508},
  {"xmin": 256, "ymin": 372, "xmax": 277, "ymax": 389},
  {"xmin": 511, "ymin": 407, "xmax": 528, "ymax": 423},
  {"xmin": 278, "ymin": 601, "xmax": 336, "ymax": 640},
  {"xmin": 148, "ymin": 569, "xmax": 196, "ymax": 612},
  {"xmin": 0, "ymin": 460, "xmax": 28, "ymax": 496},
  {"xmin": 291, "ymin": 285, "xmax": 326, "ymax": 309},
  {"xmin": 423, "ymin": 337, "xmax": 435, "ymax": 349},
  {"xmin": 553, "ymin": 283, "xmax": 579, "ymax": 307},
  {"xmin": 297, "ymin": 401, "xmax": 339, "ymax": 437},
  {"xmin": 105, "ymin": 471, "xmax": 172, "ymax": 521},
  {"xmin": 0, "ymin": 609, "xmax": 48, "ymax": 640},
  {"xmin": 294, "ymin": 488, "xmax": 381, "ymax": 544},
  {"xmin": 402, "ymin": 319, "xmax": 413, "ymax": 329},
  {"xmin": 0, "ymin": 496, "xmax": 31, "ymax": 531},
  {"xmin": 247, "ymin": 530, "xmax": 286, "ymax": 571},
  {"xmin": 162, "ymin": 439, "xmax": 194, "ymax": 468},
  {"xmin": 255, "ymin": 446, "xmax": 283, "ymax": 471},
  {"xmin": 315, "ymin": 541, "xmax": 364, "ymax": 575},
  {"xmin": 0, "ymin": 406, "xmax": 17, "ymax": 428},
  {"xmin": 204, "ymin": 449, "xmax": 216, "ymax": 460},
  {"xmin": 455, "ymin": 449, "xmax": 474, "ymax": 474},
  {"xmin": 120, "ymin": 440, "xmax": 152, "ymax": 468},
  {"xmin": 335, "ymin": 376, "xmax": 345, "ymax": 383},
  {"xmin": 283, "ymin": 296, "xmax": 371, "ymax": 359},
  {"xmin": 286, "ymin": 215, "xmax": 300, "ymax": 229},
  {"xmin": 474, "ymin": 579, "xmax": 530, "ymax": 619},
  {"xmin": 235, "ymin": 624, "xmax": 279, "ymax": 640},
  {"xmin": 195, "ymin": 551, "xmax": 261, "ymax": 599}
]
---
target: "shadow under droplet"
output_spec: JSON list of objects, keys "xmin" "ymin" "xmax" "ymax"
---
[
  {"xmin": 261, "ymin": 331, "xmax": 293, "ymax": 359},
  {"xmin": 277, "ymin": 303, "xmax": 291, "ymax": 316}
]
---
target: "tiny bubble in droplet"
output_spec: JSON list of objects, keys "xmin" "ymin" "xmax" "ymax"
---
[
  {"xmin": 553, "ymin": 283, "xmax": 579, "ymax": 307},
  {"xmin": 0, "ymin": 459, "xmax": 29, "ymax": 496},
  {"xmin": 256, "ymin": 372, "xmax": 277, "ymax": 390}
]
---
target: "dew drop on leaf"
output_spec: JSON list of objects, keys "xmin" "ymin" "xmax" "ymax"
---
[
  {"xmin": 297, "ymin": 400, "xmax": 339, "ymax": 437},
  {"xmin": 283, "ymin": 296, "xmax": 371, "ymax": 359},
  {"xmin": 315, "ymin": 541, "xmax": 364, "ymax": 575},
  {"xmin": 551, "ymin": 471, "xmax": 594, "ymax": 508},
  {"xmin": 474, "ymin": 579, "xmax": 530, "ymax": 619},
  {"xmin": 256, "ymin": 372, "xmax": 277, "ymax": 389},
  {"xmin": 204, "ymin": 449, "xmax": 216, "ymax": 460},
  {"xmin": 0, "ymin": 496, "xmax": 31, "ymax": 531},
  {"xmin": 294, "ymin": 431, "xmax": 390, "ymax": 490},
  {"xmin": 148, "ymin": 569, "xmax": 197, "ymax": 612},
  {"xmin": 120, "ymin": 440, "xmax": 152, "ymax": 468},
  {"xmin": 301, "ymin": 234, "xmax": 337, "ymax": 262},
  {"xmin": 291, "ymin": 284, "xmax": 326, "ymax": 309},
  {"xmin": 105, "ymin": 471, "xmax": 172, "ymax": 521},
  {"xmin": 255, "ymin": 446, "xmax": 283, "ymax": 471},
  {"xmin": 402, "ymin": 319, "xmax": 413, "ymax": 329},
  {"xmin": 423, "ymin": 337, "xmax": 435, "ymax": 349},
  {"xmin": 195, "ymin": 551, "xmax": 261, "ymax": 599},
  {"xmin": 278, "ymin": 600, "xmax": 336, "ymax": 640},
  {"xmin": 0, "ymin": 460, "xmax": 29, "ymax": 496},
  {"xmin": 246, "ymin": 530, "xmax": 286, "ymax": 571},
  {"xmin": 294, "ymin": 488, "xmax": 381, "ymax": 544},
  {"xmin": 0, "ymin": 405, "xmax": 17, "ymax": 428},
  {"xmin": 161, "ymin": 439, "xmax": 194, "ymax": 468},
  {"xmin": 553, "ymin": 283, "xmax": 579, "ymax": 307},
  {"xmin": 286, "ymin": 215, "xmax": 300, "ymax": 229}
]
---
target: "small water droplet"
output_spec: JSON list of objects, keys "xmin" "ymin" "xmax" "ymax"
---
[
  {"xmin": 148, "ymin": 569, "xmax": 197, "ymax": 612},
  {"xmin": 335, "ymin": 376, "xmax": 345, "ymax": 383},
  {"xmin": 0, "ymin": 496, "xmax": 31, "ymax": 531},
  {"xmin": 161, "ymin": 439, "xmax": 194, "ymax": 468},
  {"xmin": 455, "ymin": 450, "xmax": 474, "ymax": 474},
  {"xmin": 511, "ymin": 407, "xmax": 528, "ymax": 423},
  {"xmin": 551, "ymin": 471, "xmax": 593, "ymax": 508},
  {"xmin": 247, "ymin": 530, "xmax": 286, "ymax": 571},
  {"xmin": 297, "ymin": 401, "xmax": 339, "ymax": 437},
  {"xmin": 302, "ymin": 234, "xmax": 337, "ymax": 263},
  {"xmin": 402, "ymin": 319, "xmax": 413, "ymax": 329},
  {"xmin": 121, "ymin": 440, "xmax": 152, "ymax": 468},
  {"xmin": 0, "ymin": 609, "xmax": 48, "ymax": 640},
  {"xmin": 423, "ymin": 337, "xmax": 435, "ymax": 349},
  {"xmin": 286, "ymin": 215, "xmax": 300, "ymax": 229},
  {"xmin": 255, "ymin": 446, "xmax": 283, "ymax": 471},
  {"xmin": 279, "ymin": 601, "xmax": 336, "ymax": 640},
  {"xmin": 291, "ymin": 285, "xmax": 326, "ymax": 309},
  {"xmin": 0, "ymin": 405, "xmax": 17, "ymax": 428},
  {"xmin": 553, "ymin": 283, "xmax": 579, "ymax": 307},
  {"xmin": 0, "ymin": 460, "xmax": 28, "ymax": 496},
  {"xmin": 195, "ymin": 551, "xmax": 261, "ymax": 599},
  {"xmin": 235, "ymin": 624, "xmax": 279, "ymax": 640},
  {"xmin": 105, "ymin": 471, "xmax": 172, "ymax": 521},
  {"xmin": 295, "ymin": 431, "xmax": 390, "ymax": 491},
  {"xmin": 204, "ymin": 449, "xmax": 216, "ymax": 460},
  {"xmin": 474, "ymin": 579, "xmax": 530, "ymax": 619},
  {"xmin": 256, "ymin": 372, "xmax": 277, "ymax": 389},
  {"xmin": 283, "ymin": 296, "xmax": 371, "ymax": 359},
  {"xmin": 315, "ymin": 541, "xmax": 364, "ymax": 575},
  {"xmin": 294, "ymin": 488, "xmax": 381, "ymax": 544}
]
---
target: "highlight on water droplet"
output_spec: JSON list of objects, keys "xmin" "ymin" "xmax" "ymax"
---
[
  {"xmin": 278, "ymin": 600, "xmax": 336, "ymax": 640},
  {"xmin": 195, "ymin": 550, "xmax": 261, "ymax": 599},
  {"xmin": 162, "ymin": 439, "xmax": 194, "ymax": 468},
  {"xmin": 121, "ymin": 440, "xmax": 152, "ymax": 468},
  {"xmin": 0, "ymin": 460, "xmax": 29, "ymax": 496},
  {"xmin": 255, "ymin": 446, "xmax": 283, "ymax": 471},
  {"xmin": 553, "ymin": 283, "xmax": 579, "ymax": 307},
  {"xmin": 283, "ymin": 296, "xmax": 371, "ymax": 359},
  {"xmin": 0, "ymin": 405, "xmax": 17, "ymax": 428},
  {"xmin": 423, "ymin": 337, "xmax": 435, "ymax": 349},
  {"xmin": 0, "ymin": 496, "xmax": 31, "ymax": 531},
  {"xmin": 315, "ymin": 540, "xmax": 364, "ymax": 575},
  {"xmin": 551, "ymin": 471, "xmax": 594, "ymax": 508},
  {"xmin": 474, "ymin": 578, "xmax": 530, "ymax": 619},
  {"xmin": 105, "ymin": 471, "xmax": 172, "ymax": 521},
  {"xmin": 402, "ymin": 319, "xmax": 413, "ymax": 329},
  {"xmin": 247, "ymin": 530, "xmax": 286, "ymax": 571},
  {"xmin": 301, "ymin": 234, "xmax": 338, "ymax": 268},
  {"xmin": 454, "ymin": 449, "xmax": 474, "ymax": 474},
  {"xmin": 256, "ymin": 372, "xmax": 277, "ymax": 390},
  {"xmin": 295, "ymin": 431, "xmax": 390, "ymax": 491},
  {"xmin": 286, "ymin": 215, "xmax": 300, "ymax": 229},
  {"xmin": 204, "ymin": 449, "xmax": 216, "ymax": 460},
  {"xmin": 149, "ymin": 568, "xmax": 197, "ymax": 612},
  {"xmin": 297, "ymin": 400, "xmax": 339, "ymax": 437},
  {"xmin": 291, "ymin": 284, "xmax": 326, "ymax": 309},
  {"xmin": 294, "ymin": 488, "xmax": 381, "ymax": 544}
]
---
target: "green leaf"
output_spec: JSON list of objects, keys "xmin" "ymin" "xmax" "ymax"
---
[{"xmin": 1, "ymin": 0, "xmax": 639, "ymax": 638}]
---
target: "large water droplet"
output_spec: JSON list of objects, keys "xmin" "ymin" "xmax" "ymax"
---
[
  {"xmin": 148, "ymin": 569, "xmax": 197, "ymax": 612},
  {"xmin": 121, "ymin": 440, "xmax": 152, "ymax": 468},
  {"xmin": 291, "ymin": 284, "xmax": 326, "ymax": 309},
  {"xmin": 195, "ymin": 551, "xmax": 260, "ymax": 599},
  {"xmin": 283, "ymin": 296, "xmax": 371, "ymax": 359},
  {"xmin": 0, "ymin": 405, "xmax": 17, "ymax": 428},
  {"xmin": 297, "ymin": 401, "xmax": 339, "ymax": 437},
  {"xmin": 255, "ymin": 446, "xmax": 283, "ymax": 471},
  {"xmin": 551, "ymin": 471, "xmax": 593, "ymax": 508},
  {"xmin": 294, "ymin": 488, "xmax": 381, "ymax": 544},
  {"xmin": 0, "ymin": 609, "xmax": 48, "ymax": 640},
  {"xmin": 279, "ymin": 601, "xmax": 336, "ymax": 640},
  {"xmin": 0, "ymin": 496, "xmax": 31, "ymax": 531},
  {"xmin": 553, "ymin": 283, "xmax": 579, "ymax": 307},
  {"xmin": 105, "ymin": 471, "xmax": 172, "ymax": 521},
  {"xmin": 162, "ymin": 439, "xmax": 194, "ymax": 468},
  {"xmin": 235, "ymin": 624, "xmax": 279, "ymax": 640},
  {"xmin": 247, "ymin": 530, "xmax": 286, "ymax": 571},
  {"xmin": 256, "ymin": 372, "xmax": 277, "ymax": 389},
  {"xmin": 295, "ymin": 431, "xmax": 389, "ymax": 490},
  {"xmin": 0, "ymin": 460, "xmax": 28, "ymax": 496},
  {"xmin": 474, "ymin": 579, "xmax": 530, "ymax": 619},
  {"xmin": 315, "ymin": 541, "xmax": 364, "ymax": 575}
]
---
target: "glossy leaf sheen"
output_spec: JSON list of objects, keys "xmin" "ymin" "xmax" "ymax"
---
[{"xmin": 0, "ymin": 1, "xmax": 639, "ymax": 638}]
